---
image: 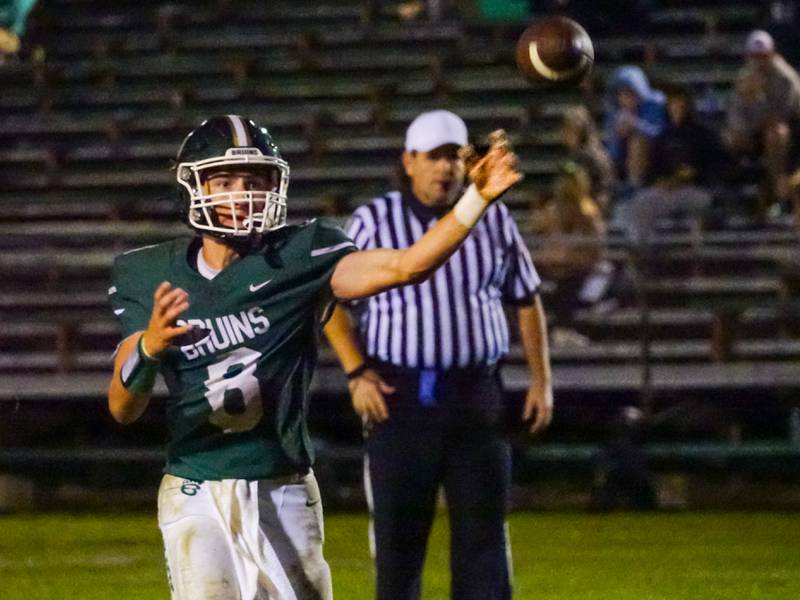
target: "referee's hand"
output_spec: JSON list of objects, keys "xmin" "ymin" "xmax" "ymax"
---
[
  {"xmin": 348, "ymin": 368, "xmax": 395, "ymax": 424},
  {"xmin": 523, "ymin": 381, "xmax": 553, "ymax": 434}
]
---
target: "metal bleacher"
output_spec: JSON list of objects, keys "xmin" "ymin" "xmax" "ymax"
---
[{"xmin": 1, "ymin": 0, "xmax": 799, "ymax": 505}]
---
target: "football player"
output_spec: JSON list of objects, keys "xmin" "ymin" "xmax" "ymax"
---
[{"xmin": 107, "ymin": 115, "xmax": 521, "ymax": 600}]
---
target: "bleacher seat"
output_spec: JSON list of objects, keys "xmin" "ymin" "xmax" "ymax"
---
[{"xmin": 2, "ymin": 0, "xmax": 799, "ymax": 498}]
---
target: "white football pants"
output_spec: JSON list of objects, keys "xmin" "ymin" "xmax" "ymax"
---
[{"xmin": 158, "ymin": 471, "xmax": 332, "ymax": 600}]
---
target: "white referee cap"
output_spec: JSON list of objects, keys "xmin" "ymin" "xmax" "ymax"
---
[
  {"xmin": 745, "ymin": 30, "xmax": 775, "ymax": 56},
  {"xmin": 404, "ymin": 110, "xmax": 468, "ymax": 152}
]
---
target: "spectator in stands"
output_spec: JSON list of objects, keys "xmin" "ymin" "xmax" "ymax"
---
[
  {"xmin": 533, "ymin": 163, "xmax": 609, "ymax": 346},
  {"xmin": 789, "ymin": 168, "xmax": 800, "ymax": 225},
  {"xmin": 562, "ymin": 105, "xmax": 616, "ymax": 212},
  {"xmin": 376, "ymin": 0, "xmax": 458, "ymax": 22},
  {"xmin": 325, "ymin": 110, "xmax": 552, "ymax": 600},
  {"xmin": 758, "ymin": 1, "xmax": 800, "ymax": 65},
  {"xmin": 620, "ymin": 84, "xmax": 723, "ymax": 246},
  {"xmin": 0, "ymin": 0, "xmax": 37, "ymax": 61},
  {"xmin": 724, "ymin": 30, "xmax": 800, "ymax": 207},
  {"xmin": 0, "ymin": 25, "xmax": 17, "ymax": 59},
  {"xmin": 472, "ymin": 0, "xmax": 529, "ymax": 22},
  {"xmin": 604, "ymin": 66, "xmax": 666, "ymax": 190}
]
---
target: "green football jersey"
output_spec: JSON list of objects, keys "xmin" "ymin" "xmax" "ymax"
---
[{"xmin": 109, "ymin": 219, "xmax": 356, "ymax": 480}]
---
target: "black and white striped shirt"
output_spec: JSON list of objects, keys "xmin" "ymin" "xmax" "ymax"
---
[{"xmin": 346, "ymin": 191, "xmax": 541, "ymax": 369}]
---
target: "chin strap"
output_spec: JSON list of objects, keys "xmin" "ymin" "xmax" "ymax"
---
[{"xmin": 216, "ymin": 232, "xmax": 267, "ymax": 255}]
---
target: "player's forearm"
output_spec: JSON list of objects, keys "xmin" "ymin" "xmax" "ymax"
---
[
  {"xmin": 331, "ymin": 215, "xmax": 472, "ymax": 299},
  {"xmin": 107, "ymin": 333, "xmax": 154, "ymax": 424},
  {"xmin": 394, "ymin": 183, "xmax": 499, "ymax": 282},
  {"xmin": 518, "ymin": 297, "xmax": 552, "ymax": 386},
  {"xmin": 331, "ymin": 186, "xmax": 490, "ymax": 299},
  {"xmin": 393, "ymin": 210, "xmax": 473, "ymax": 283},
  {"xmin": 323, "ymin": 304, "xmax": 366, "ymax": 373},
  {"xmin": 108, "ymin": 379, "xmax": 152, "ymax": 425}
]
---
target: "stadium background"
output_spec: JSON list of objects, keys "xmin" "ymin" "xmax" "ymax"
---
[{"xmin": 0, "ymin": 1, "xmax": 799, "ymax": 598}]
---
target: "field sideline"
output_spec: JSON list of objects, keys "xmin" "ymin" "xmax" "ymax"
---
[{"xmin": 0, "ymin": 511, "xmax": 798, "ymax": 599}]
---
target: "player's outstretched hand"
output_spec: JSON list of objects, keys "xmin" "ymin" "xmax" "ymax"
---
[
  {"xmin": 460, "ymin": 129, "xmax": 523, "ymax": 202},
  {"xmin": 142, "ymin": 281, "xmax": 193, "ymax": 357}
]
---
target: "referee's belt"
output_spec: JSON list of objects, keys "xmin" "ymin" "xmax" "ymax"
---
[{"xmin": 367, "ymin": 359, "xmax": 498, "ymax": 379}]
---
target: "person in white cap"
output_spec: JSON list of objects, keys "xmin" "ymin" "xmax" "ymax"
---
[
  {"xmin": 324, "ymin": 110, "xmax": 552, "ymax": 599},
  {"xmin": 725, "ymin": 29, "xmax": 800, "ymax": 206}
]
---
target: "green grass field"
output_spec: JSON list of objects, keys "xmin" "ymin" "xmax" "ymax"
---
[{"xmin": 0, "ymin": 511, "xmax": 798, "ymax": 599}]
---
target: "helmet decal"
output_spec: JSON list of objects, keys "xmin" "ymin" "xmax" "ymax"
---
[{"xmin": 225, "ymin": 114, "xmax": 251, "ymax": 147}]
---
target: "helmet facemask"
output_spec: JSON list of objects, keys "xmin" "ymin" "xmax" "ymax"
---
[{"xmin": 177, "ymin": 147, "xmax": 290, "ymax": 238}]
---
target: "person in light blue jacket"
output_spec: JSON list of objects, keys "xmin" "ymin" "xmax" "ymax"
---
[
  {"xmin": 0, "ymin": 0, "xmax": 38, "ymax": 58},
  {"xmin": 604, "ymin": 66, "xmax": 666, "ymax": 189}
]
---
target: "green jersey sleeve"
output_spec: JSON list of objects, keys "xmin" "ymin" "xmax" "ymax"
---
[
  {"xmin": 108, "ymin": 243, "xmax": 174, "ymax": 338},
  {"xmin": 309, "ymin": 218, "xmax": 357, "ymax": 266},
  {"xmin": 307, "ymin": 218, "xmax": 357, "ymax": 321},
  {"xmin": 109, "ymin": 262, "xmax": 149, "ymax": 337}
]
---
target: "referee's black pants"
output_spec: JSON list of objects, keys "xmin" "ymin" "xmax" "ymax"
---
[{"xmin": 365, "ymin": 363, "xmax": 512, "ymax": 600}]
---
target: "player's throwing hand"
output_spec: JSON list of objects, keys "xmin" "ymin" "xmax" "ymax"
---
[
  {"xmin": 460, "ymin": 129, "xmax": 523, "ymax": 202},
  {"xmin": 142, "ymin": 281, "xmax": 193, "ymax": 356}
]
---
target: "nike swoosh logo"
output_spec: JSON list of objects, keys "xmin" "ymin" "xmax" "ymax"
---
[
  {"xmin": 249, "ymin": 279, "xmax": 273, "ymax": 292},
  {"xmin": 305, "ymin": 499, "xmax": 319, "ymax": 507}
]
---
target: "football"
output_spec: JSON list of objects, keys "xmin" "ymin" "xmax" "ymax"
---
[
  {"xmin": 515, "ymin": 16, "xmax": 594, "ymax": 85},
  {"xmin": 171, "ymin": 326, "xmax": 211, "ymax": 347}
]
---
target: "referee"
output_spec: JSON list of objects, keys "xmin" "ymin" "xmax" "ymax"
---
[{"xmin": 325, "ymin": 110, "xmax": 553, "ymax": 600}]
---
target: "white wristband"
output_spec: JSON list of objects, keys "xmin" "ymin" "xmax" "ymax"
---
[{"xmin": 452, "ymin": 184, "xmax": 490, "ymax": 228}]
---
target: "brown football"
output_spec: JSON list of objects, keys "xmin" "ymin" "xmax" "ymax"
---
[{"xmin": 516, "ymin": 16, "xmax": 594, "ymax": 85}]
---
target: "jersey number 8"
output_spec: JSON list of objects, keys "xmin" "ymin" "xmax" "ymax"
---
[{"xmin": 204, "ymin": 347, "xmax": 263, "ymax": 433}]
